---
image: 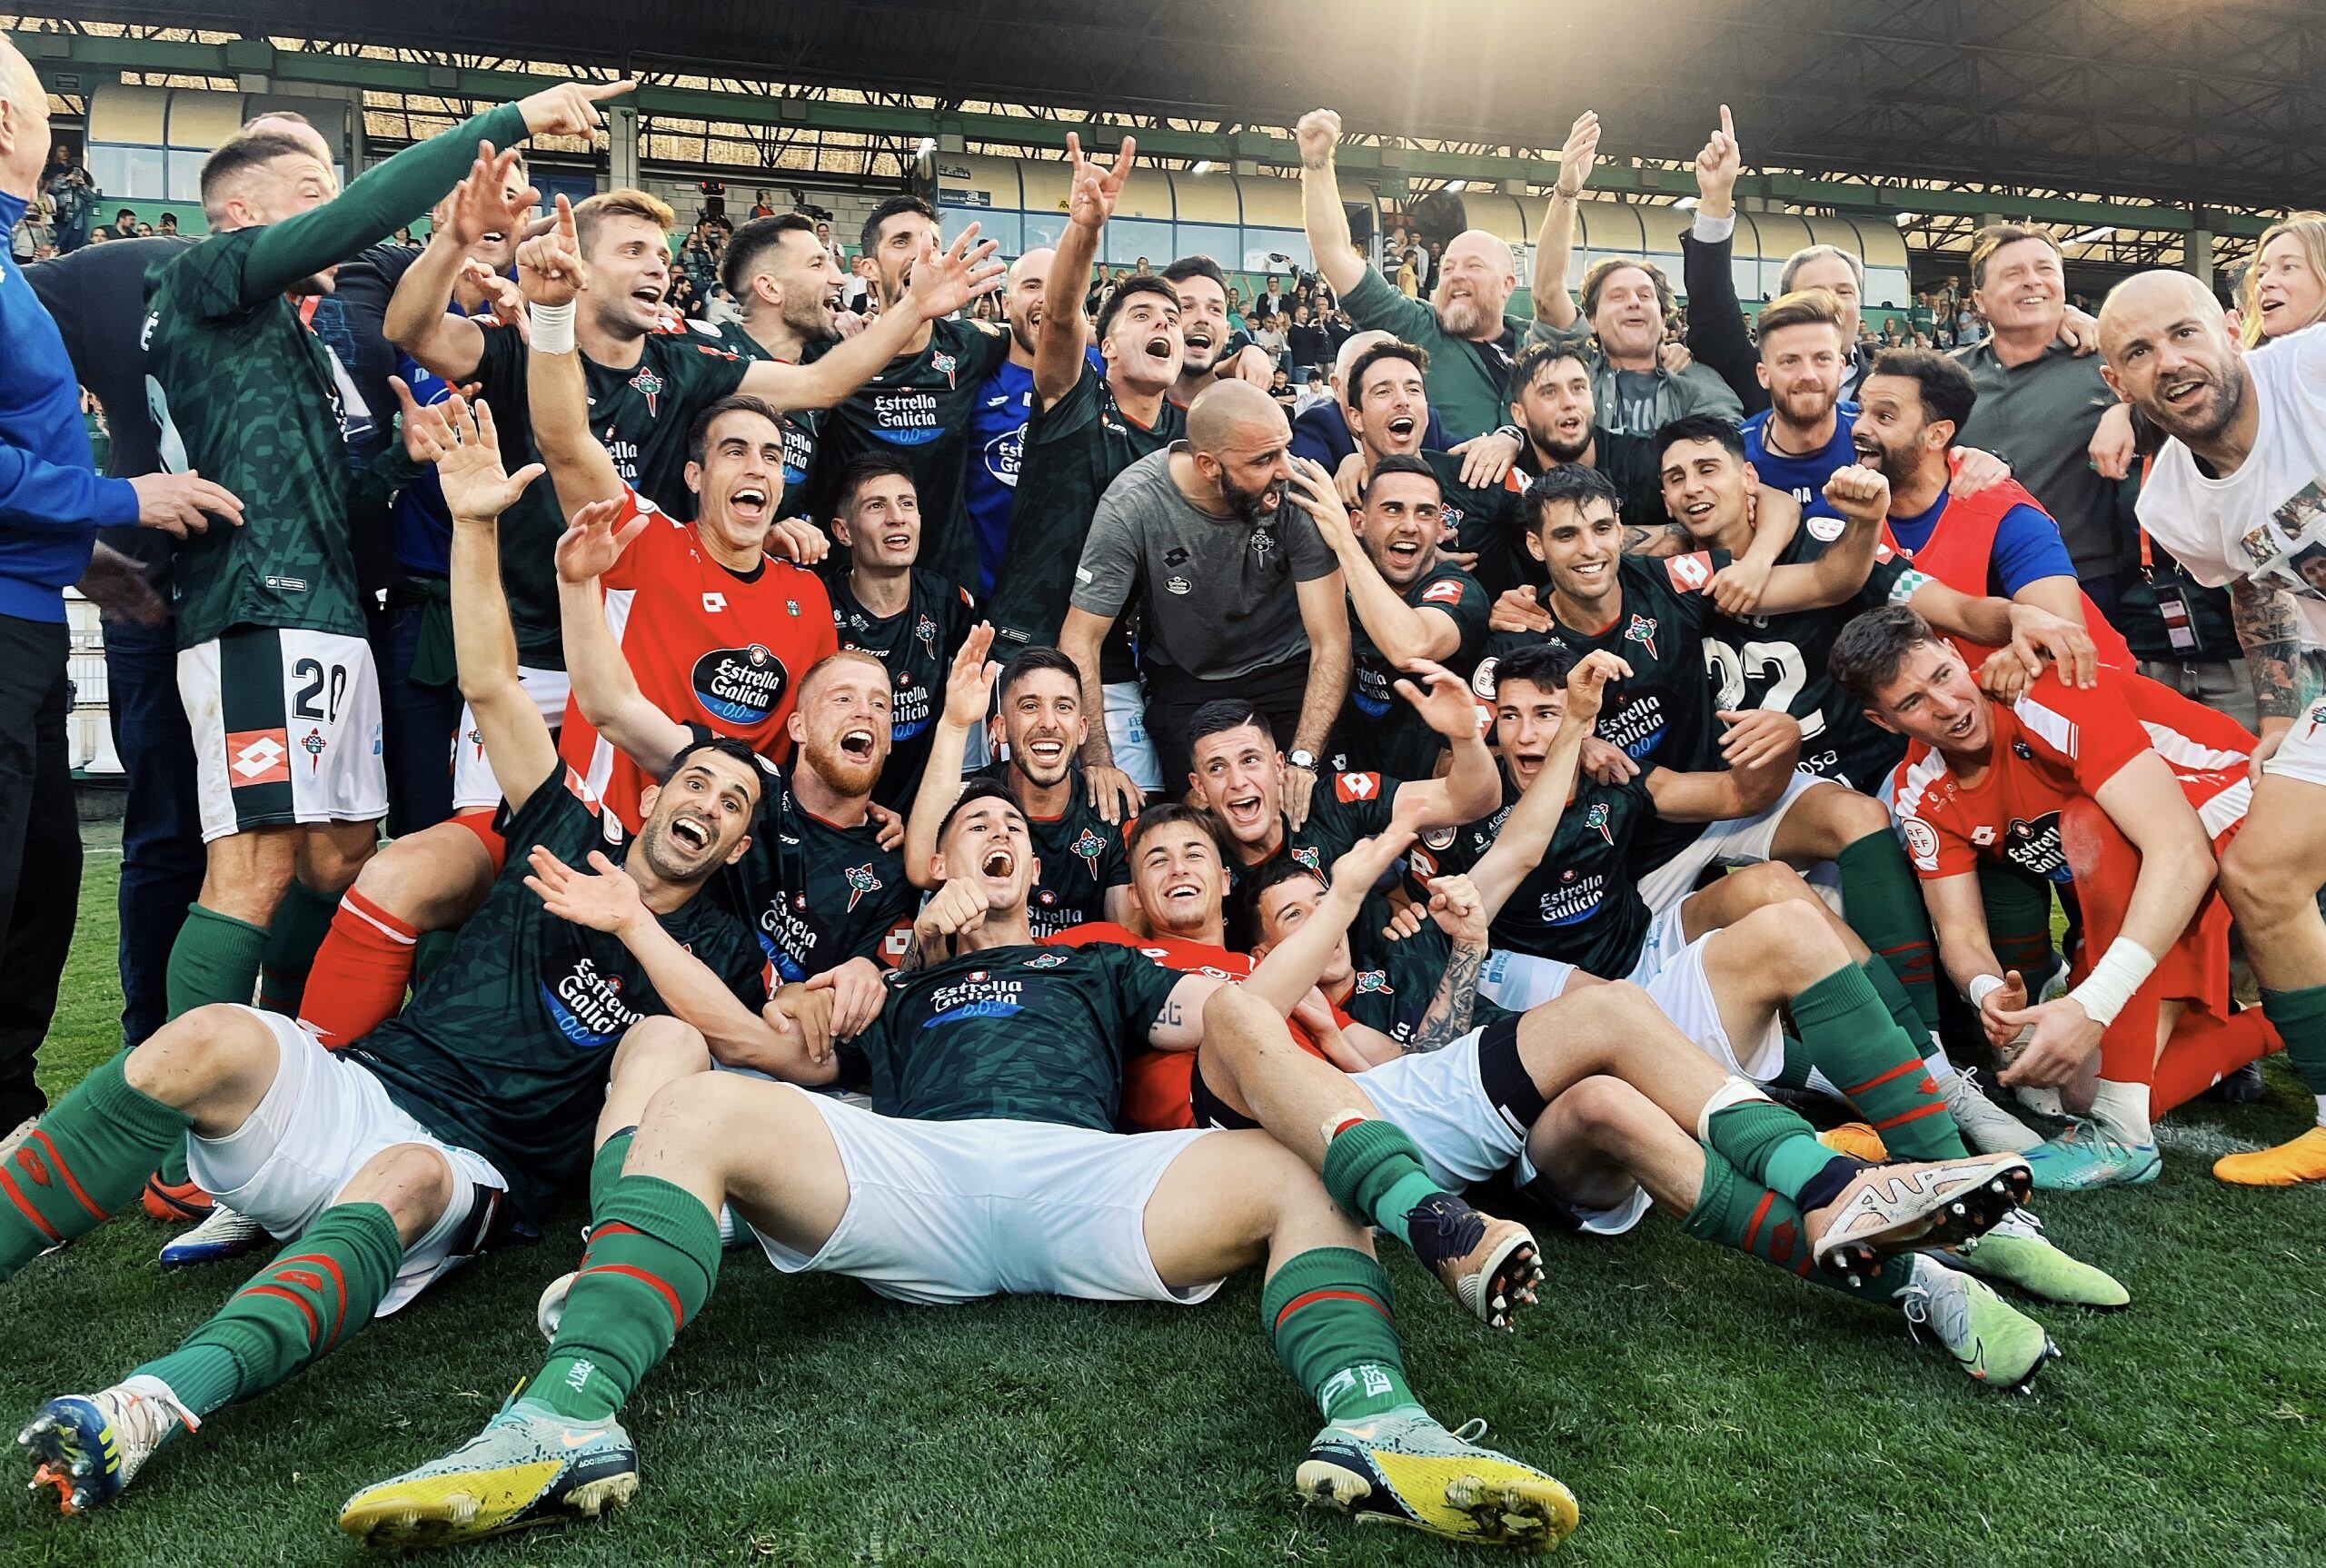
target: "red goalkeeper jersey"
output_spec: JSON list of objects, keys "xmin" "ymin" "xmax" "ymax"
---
[{"xmin": 560, "ymin": 488, "xmax": 837, "ymax": 829}]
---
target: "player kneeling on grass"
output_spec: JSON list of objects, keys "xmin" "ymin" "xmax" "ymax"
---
[
  {"xmin": 3, "ymin": 400, "xmax": 782, "ymax": 1515},
  {"xmin": 1838, "ymin": 604, "xmax": 2284, "ymax": 1190},
  {"xmin": 338, "ymin": 784, "xmax": 1577, "ymax": 1553}
]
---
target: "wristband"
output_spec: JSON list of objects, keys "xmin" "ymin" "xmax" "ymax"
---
[
  {"xmin": 1966, "ymin": 973, "xmax": 2005, "ymax": 1010},
  {"xmin": 530, "ymin": 301, "xmax": 576, "ymax": 355},
  {"xmin": 2066, "ymin": 938, "xmax": 2157, "ymax": 1028}
]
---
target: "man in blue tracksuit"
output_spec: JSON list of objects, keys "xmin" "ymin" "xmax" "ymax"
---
[{"xmin": 0, "ymin": 41, "xmax": 241, "ymax": 1135}]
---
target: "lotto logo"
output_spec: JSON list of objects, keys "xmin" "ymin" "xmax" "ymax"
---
[
  {"xmin": 1420, "ymin": 579, "xmax": 1465, "ymax": 605},
  {"xmin": 226, "ymin": 729, "xmax": 290, "ymax": 787},
  {"xmin": 1336, "ymin": 772, "xmax": 1382, "ymax": 803},
  {"xmin": 1665, "ymin": 551, "xmax": 1715, "ymax": 591},
  {"xmin": 703, "ymin": 592, "xmax": 728, "ymax": 613}
]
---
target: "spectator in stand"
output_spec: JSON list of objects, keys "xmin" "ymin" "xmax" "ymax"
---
[
  {"xmin": 100, "ymin": 206, "xmax": 138, "ymax": 243},
  {"xmin": 2237, "ymin": 211, "xmax": 2326, "ymax": 346},
  {"xmin": 1395, "ymin": 248, "xmax": 1421, "ymax": 298},
  {"xmin": 8, "ymin": 191, "xmax": 45, "ymax": 261},
  {"xmin": 41, "ymin": 143, "xmax": 94, "ymax": 253},
  {"xmin": 750, "ymin": 188, "xmax": 775, "ymax": 219},
  {"xmin": 1257, "ymin": 273, "xmax": 1286, "ymax": 322},
  {"xmin": 1294, "ymin": 367, "xmax": 1332, "ymax": 415},
  {"xmin": 1287, "ymin": 302, "xmax": 1330, "ymax": 373},
  {"xmin": 815, "ymin": 217, "xmax": 846, "ymax": 273},
  {"xmin": 1253, "ymin": 309, "xmax": 1288, "ymax": 371},
  {"xmin": 1269, "ymin": 365, "xmax": 1298, "ymax": 412}
]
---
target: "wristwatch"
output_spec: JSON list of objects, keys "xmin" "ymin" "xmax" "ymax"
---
[{"xmin": 1287, "ymin": 749, "xmax": 1317, "ymax": 772}]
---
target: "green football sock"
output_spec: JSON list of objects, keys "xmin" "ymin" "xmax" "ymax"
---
[
  {"xmin": 165, "ymin": 904, "xmax": 269, "ymax": 1020},
  {"xmin": 2261, "ymin": 984, "xmax": 2326, "ymax": 1097},
  {"xmin": 590, "ymin": 1128, "xmax": 637, "ymax": 1217},
  {"xmin": 1794, "ymin": 965, "xmax": 1967, "ymax": 1162},
  {"xmin": 1837, "ymin": 832, "xmax": 1943, "ymax": 1037},
  {"xmin": 1683, "ymin": 1146, "xmax": 1911, "ymax": 1306},
  {"xmin": 1261, "ymin": 1246, "xmax": 1420, "ymax": 1424},
  {"xmin": 1700, "ymin": 1086, "xmax": 1866, "ymax": 1214},
  {"xmin": 1861, "ymin": 958, "xmax": 1933, "ymax": 1056},
  {"xmin": 155, "ymin": 1142, "xmax": 191, "ymax": 1189},
  {"xmin": 1979, "ymin": 866, "xmax": 2061, "ymax": 996},
  {"xmin": 255, "ymin": 879, "xmax": 341, "ymax": 1017},
  {"xmin": 1318, "ymin": 1116, "xmax": 1446, "ymax": 1250},
  {"xmin": 131, "ymin": 1203, "xmax": 402, "ymax": 1416},
  {"xmin": 528, "ymin": 1176, "xmax": 721, "ymax": 1423},
  {"xmin": 0, "ymin": 1050, "xmax": 190, "ymax": 1277}
]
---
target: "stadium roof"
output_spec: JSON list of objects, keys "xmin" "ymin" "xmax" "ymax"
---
[{"xmin": 21, "ymin": 0, "xmax": 2326, "ymax": 212}]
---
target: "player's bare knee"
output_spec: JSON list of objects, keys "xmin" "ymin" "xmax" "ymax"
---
[
  {"xmin": 341, "ymin": 1142, "xmax": 457, "ymax": 1244},
  {"xmin": 1537, "ymin": 978, "xmax": 1657, "ymax": 1060},
  {"xmin": 610, "ymin": 1015, "xmax": 712, "ymax": 1087},
  {"xmin": 124, "ymin": 1004, "xmax": 267, "ymax": 1104},
  {"xmin": 1830, "ymin": 788, "xmax": 1895, "ymax": 847},
  {"xmin": 1726, "ymin": 859, "xmax": 1817, "ymax": 912},
  {"xmin": 353, "ymin": 824, "xmax": 487, "ymax": 927},
  {"xmin": 2220, "ymin": 833, "xmax": 2306, "ymax": 924},
  {"xmin": 297, "ymin": 823, "xmax": 379, "ymax": 898},
  {"xmin": 1558, "ymin": 1074, "xmax": 1659, "ymax": 1148}
]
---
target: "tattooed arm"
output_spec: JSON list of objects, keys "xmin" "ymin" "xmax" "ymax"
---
[
  {"xmin": 1408, "ymin": 936, "xmax": 1487, "ymax": 1053},
  {"xmin": 2231, "ymin": 575, "xmax": 2304, "ymax": 769}
]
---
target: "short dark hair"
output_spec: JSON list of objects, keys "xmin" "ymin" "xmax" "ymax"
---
[
  {"xmin": 1126, "ymin": 801, "xmax": 1233, "ymax": 866},
  {"xmin": 1361, "ymin": 452, "xmax": 1441, "ymax": 501},
  {"xmin": 1579, "ymin": 256, "xmax": 1675, "ymax": 319},
  {"xmin": 1654, "ymin": 413, "xmax": 1746, "ymax": 466},
  {"xmin": 998, "ymin": 645, "xmax": 1082, "ymax": 703},
  {"xmin": 935, "ymin": 778, "xmax": 1023, "ymax": 850},
  {"xmin": 197, "ymin": 133, "xmax": 314, "ymax": 208},
  {"xmin": 1866, "ymin": 348, "xmax": 1975, "ymax": 447},
  {"xmin": 1187, "ymin": 700, "xmax": 1273, "ymax": 755},
  {"xmin": 685, "ymin": 394, "xmax": 788, "ymax": 466},
  {"xmin": 721, "ymin": 213, "xmax": 816, "ymax": 303},
  {"xmin": 1522, "ymin": 462, "xmax": 1622, "ymax": 534},
  {"xmin": 1094, "ymin": 275, "xmax": 1180, "ymax": 346},
  {"xmin": 1511, "ymin": 338, "xmax": 1592, "ymax": 395},
  {"xmin": 1344, "ymin": 340, "xmax": 1429, "ymax": 411},
  {"xmin": 1828, "ymin": 604, "xmax": 1944, "ymax": 702},
  {"xmin": 1160, "ymin": 255, "xmax": 1228, "ymax": 295},
  {"xmin": 1490, "ymin": 641, "xmax": 1575, "ymax": 696},
  {"xmin": 655, "ymin": 733, "xmax": 767, "ymax": 829},
  {"xmin": 860, "ymin": 194, "xmax": 936, "ymax": 259},
  {"xmin": 837, "ymin": 452, "xmax": 917, "ymax": 516},
  {"xmin": 1227, "ymin": 858, "xmax": 1326, "ymax": 952}
]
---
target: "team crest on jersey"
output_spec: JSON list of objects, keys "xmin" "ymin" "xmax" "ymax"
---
[
  {"xmin": 1354, "ymin": 969, "xmax": 1394, "ymax": 996},
  {"xmin": 1251, "ymin": 529, "xmax": 1277, "ymax": 558},
  {"xmin": 629, "ymin": 367, "xmax": 665, "ymax": 417},
  {"xmin": 786, "ymin": 600, "xmax": 800, "ymax": 618},
  {"xmin": 1902, "ymin": 816, "xmax": 1941, "ymax": 869},
  {"xmin": 1027, "ymin": 952, "xmax": 1069, "ymax": 968},
  {"xmin": 914, "ymin": 613, "xmax": 939, "ymax": 661},
  {"xmin": 1070, "ymin": 827, "xmax": 1108, "ymax": 872},
  {"xmin": 300, "ymin": 727, "xmax": 326, "ymax": 770},
  {"xmin": 1585, "ymin": 800, "xmax": 1613, "ymax": 844},
  {"xmin": 931, "ymin": 349, "xmax": 959, "ymax": 389},
  {"xmin": 844, "ymin": 863, "xmax": 883, "ymax": 912},
  {"xmin": 1424, "ymin": 824, "xmax": 1456, "ymax": 851},
  {"xmin": 1292, "ymin": 845, "xmax": 1322, "ymax": 873},
  {"xmin": 1624, "ymin": 614, "xmax": 1659, "ymax": 660},
  {"xmin": 691, "ymin": 644, "xmax": 790, "ymax": 725},
  {"xmin": 2012, "ymin": 739, "xmax": 2036, "ymax": 761}
]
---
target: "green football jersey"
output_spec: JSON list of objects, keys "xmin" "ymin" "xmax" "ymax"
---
[
  {"xmin": 974, "ymin": 763, "xmax": 1131, "ymax": 938},
  {"xmin": 837, "ymin": 940, "xmax": 1182, "ymax": 1130},
  {"xmin": 147, "ymin": 102, "xmax": 527, "ymax": 647},
  {"xmin": 824, "ymin": 564, "xmax": 978, "ymax": 812},
  {"xmin": 680, "ymin": 317, "xmax": 824, "ymax": 519},
  {"xmin": 1330, "ymin": 560, "xmax": 1489, "ymax": 781},
  {"xmin": 988, "ymin": 372, "xmax": 1182, "ymax": 677},
  {"xmin": 798, "ymin": 316, "xmax": 1013, "ymax": 593},
  {"xmin": 1708, "ymin": 531, "xmax": 1927, "ymax": 792},
  {"xmin": 1340, "ymin": 919, "xmax": 1516, "ymax": 1049},
  {"xmin": 351, "ymin": 767, "xmax": 767, "ymax": 1220},
  {"xmin": 716, "ymin": 754, "xmax": 917, "ymax": 982},
  {"xmin": 1417, "ymin": 769, "xmax": 1660, "ymax": 976},
  {"xmin": 469, "ymin": 323, "xmax": 750, "ymax": 666}
]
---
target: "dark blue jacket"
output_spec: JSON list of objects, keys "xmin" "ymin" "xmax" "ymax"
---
[{"xmin": 0, "ymin": 188, "xmax": 137, "ymax": 621}]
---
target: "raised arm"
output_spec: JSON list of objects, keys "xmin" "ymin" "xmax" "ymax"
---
[
  {"xmin": 552, "ymin": 501, "xmax": 691, "ymax": 774},
  {"xmin": 1752, "ymin": 465, "xmax": 1886, "ymax": 613},
  {"xmin": 1290, "ymin": 457, "xmax": 1462, "ymax": 666},
  {"xmin": 902, "ymin": 624, "xmax": 999, "ymax": 889},
  {"xmin": 1294, "ymin": 109, "xmax": 1369, "ymax": 300},
  {"xmin": 1241, "ymin": 827, "xmax": 1420, "ymax": 1017},
  {"xmin": 422, "ymin": 394, "xmax": 557, "ymax": 814},
  {"xmin": 383, "ymin": 144, "xmax": 534, "ymax": 382},
  {"xmin": 1382, "ymin": 664, "xmax": 1503, "ymax": 827},
  {"xmin": 1465, "ymin": 652, "xmax": 1621, "ymax": 917},
  {"xmin": 739, "ymin": 223, "xmax": 1004, "ymax": 411},
  {"xmin": 1036, "ymin": 134, "xmax": 1128, "ymax": 407},
  {"xmin": 515, "ymin": 193, "xmax": 626, "ymax": 515},
  {"xmin": 1530, "ymin": 110, "xmax": 1599, "ymax": 330}
]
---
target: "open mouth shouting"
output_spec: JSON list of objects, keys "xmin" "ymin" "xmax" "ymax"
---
[
  {"xmin": 728, "ymin": 484, "xmax": 770, "ymax": 525},
  {"xmin": 979, "ymin": 845, "xmax": 1018, "ymax": 882},
  {"xmin": 1021, "ymin": 734, "xmax": 1069, "ymax": 773},
  {"xmin": 1182, "ymin": 325, "xmax": 1216, "ymax": 360},
  {"xmin": 1220, "ymin": 790, "xmax": 1270, "ymax": 837},
  {"xmin": 666, "ymin": 811, "xmax": 714, "ymax": 854},
  {"xmin": 1385, "ymin": 413, "xmax": 1418, "ymax": 446},
  {"xmin": 839, "ymin": 725, "xmax": 878, "ymax": 764},
  {"xmin": 2159, "ymin": 372, "xmax": 2209, "ymax": 413},
  {"xmin": 1144, "ymin": 330, "xmax": 1177, "ymax": 364}
]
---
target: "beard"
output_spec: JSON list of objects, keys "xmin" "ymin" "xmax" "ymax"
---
[
  {"xmin": 1434, "ymin": 285, "xmax": 1493, "ymax": 339},
  {"xmin": 1009, "ymin": 313, "xmax": 1039, "ymax": 358},
  {"xmin": 1178, "ymin": 331, "xmax": 1221, "ymax": 374},
  {"xmin": 801, "ymin": 729, "xmax": 881, "ymax": 799},
  {"xmin": 1219, "ymin": 468, "xmax": 1287, "ymax": 525},
  {"xmin": 1530, "ymin": 418, "xmax": 1592, "ymax": 463},
  {"xmin": 1774, "ymin": 382, "xmax": 1836, "ymax": 428},
  {"xmin": 636, "ymin": 815, "xmax": 715, "ymax": 884},
  {"xmin": 2148, "ymin": 364, "xmax": 2249, "ymax": 447},
  {"xmin": 782, "ymin": 292, "xmax": 839, "ymax": 344}
]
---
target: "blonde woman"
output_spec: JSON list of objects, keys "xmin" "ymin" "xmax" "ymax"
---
[{"xmin": 2238, "ymin": 211, "xmax": 2326, "ymax": 345}]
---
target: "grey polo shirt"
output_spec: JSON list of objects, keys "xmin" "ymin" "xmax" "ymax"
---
[
  {"xmin": 1953, "ymin": 339, "xmax": 2139, "ymax": 580},
  {"xmin": 1071, "ymin": 444, "xmax": 1338, "ymax": 680}
]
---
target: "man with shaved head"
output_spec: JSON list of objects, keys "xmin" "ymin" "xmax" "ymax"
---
[
  {"xmin": 2099, "ymin": 268, "xmax": 2326, "ymax": 1185},
  {"xmin": 1061, "ymin": 378, "xmax": 1350, "ymax": 818},
  {"xmin": 1297, "ymin": 109, "xmax": 1533, "ymax": 446}
]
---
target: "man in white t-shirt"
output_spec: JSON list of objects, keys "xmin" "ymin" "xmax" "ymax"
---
[{"xmin": 2099, "ymin": 269, "xmax": 2326, "ymax": 1185}]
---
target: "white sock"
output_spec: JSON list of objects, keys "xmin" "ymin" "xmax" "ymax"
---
[
  {"xmin": 2088, "ymin": 1078, "xmax": 2155, "ymax": 1146},
  {"xmin": 1923, "ymin": 1044, "xmax": 1960, "ymax": 1087}
]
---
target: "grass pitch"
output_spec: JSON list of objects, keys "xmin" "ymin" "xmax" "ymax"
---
[{"xmin": 5, "ymin": 827, "xmax": 2323, "ymax": 1567}]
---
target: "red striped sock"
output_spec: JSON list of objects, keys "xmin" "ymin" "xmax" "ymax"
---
[{"xmin": 297, "ymin": 890, "xmax": 422, "ymax": 1048}]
